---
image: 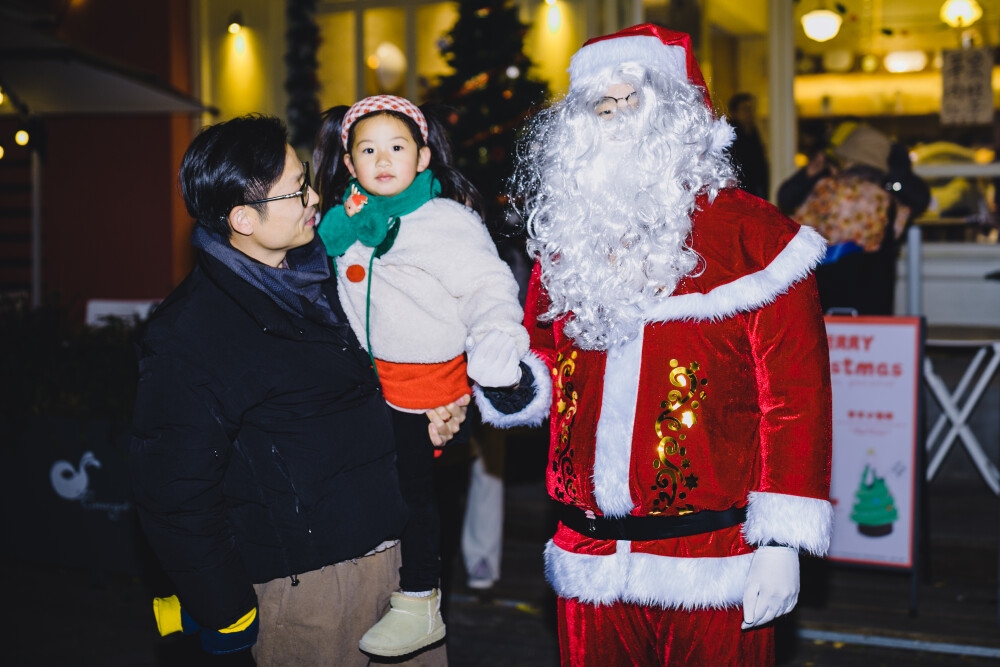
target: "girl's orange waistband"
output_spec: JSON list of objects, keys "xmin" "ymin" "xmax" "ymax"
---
[{"xmin": 375, "ymin": 355, "xmax": 470, "ymax": 411}]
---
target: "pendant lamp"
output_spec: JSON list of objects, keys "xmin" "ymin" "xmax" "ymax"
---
[{"xmin": 802, "ymin": 5, "xmax": 843, "ymax": 42}]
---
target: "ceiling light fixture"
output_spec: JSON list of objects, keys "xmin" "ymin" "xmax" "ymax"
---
[
  {"xmin": 802, "ymin": 5, "xmax": 843, "ymax": 42},
  {"xmin": 822, "ymin": 49, "xmax": 854, "ymax": 73},
  {"xmin": 940, "ymin": 0, "xmax": 982, "ymax": 27},
  {"xmin": 884, "ymin": 50, "xmax": 928, "ymax": 73},
  {"xmin": 860, "ymin": 54, "xmax": 880, "ymax": 73}
]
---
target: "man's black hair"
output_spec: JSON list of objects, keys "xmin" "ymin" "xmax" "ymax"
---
[{"xmin": 180, "ymin": 114, "xmax": 289, "ymax": 236}]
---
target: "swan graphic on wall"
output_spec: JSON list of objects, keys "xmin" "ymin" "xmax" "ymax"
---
[{"xmin": 50, "ymin": 451, "xmax": 102, "ymax": 501}]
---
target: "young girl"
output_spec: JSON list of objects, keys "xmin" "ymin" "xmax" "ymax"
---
[{"xmin": 313, "ymin": 95, "xmax": 530, "ymax": 658}]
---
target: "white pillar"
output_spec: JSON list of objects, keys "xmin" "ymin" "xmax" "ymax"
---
[
  {"xmin": 906, "ymin": 223, "xmax": 923, "ymax": 316},
  {"xmin": 767, "ymin": 0, "xmax": 796, "ymax": 203},
  {"xmin": 629, "ymin": 0, "xmax": 644, "ymax": 26},
  {"xmin": 602, "ymin": 0, "xmax": 617, "ymax": 33}
]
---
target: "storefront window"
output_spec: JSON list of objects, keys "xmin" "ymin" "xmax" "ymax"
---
[
  {"xmin": 316, "ymin": 10, "xmax": 356, "ymax": 109},
  {"xmin": 415, "ymin": 3, "xmax": 458, "ymax": 100},
  {"xmin": 363, "ymin": 7, "xmax": 407, "ymax": 97},
  {"xmin": 316, "ymin": 1, "xmax": 458, "ymax": 106}
]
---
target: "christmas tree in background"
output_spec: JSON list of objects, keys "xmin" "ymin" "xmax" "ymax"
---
[
  {"xmin": 850, "ymin": 464, "xmax": 899, "ymax": 537},
  {"xmin": 426, "ymin": 0, "xmax": 549, "ymax": 230}
]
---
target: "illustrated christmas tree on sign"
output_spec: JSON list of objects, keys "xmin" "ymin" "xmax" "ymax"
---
[
  {"xmin": 426, "ymin": 0, "xmax": 548, "ymax": 227},
  {"xmin": 850, "ymin": 463, "xmax": 898, "ymax": 537}
]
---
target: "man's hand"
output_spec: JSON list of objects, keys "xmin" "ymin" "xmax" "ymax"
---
[
  {"xmin": 741, "ymin": 546, "xmax": 800, "ymax": 630},
  {"xmin": 466, "ymin": 331, "xmax": 522, "ymax": 388},
  {"xmin": 426, "ymin": 393, "xmax": 470, "ymax": 447}
]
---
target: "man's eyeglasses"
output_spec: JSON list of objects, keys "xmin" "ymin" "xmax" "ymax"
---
[
  {"xmin": 244, "ymin": 162, "xmax": 312, "ymax": 207},
  {"xmin": 594, "ymin": 92, "xmax": 638, "ymax": 118}
]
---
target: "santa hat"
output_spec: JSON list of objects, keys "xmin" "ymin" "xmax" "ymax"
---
[{"xmin": 568, "ymin": 24, "xmax": 713, "ymax": 111}]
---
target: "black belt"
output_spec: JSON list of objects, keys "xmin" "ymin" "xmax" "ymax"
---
[{"xmin": 559, "ymin": 505, "xmax": 747, "ymax": 541}]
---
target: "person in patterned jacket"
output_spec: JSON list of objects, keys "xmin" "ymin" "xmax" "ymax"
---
[{"xmin": 473, "ymin": 24, "xmax": 834, "ymax": 666}]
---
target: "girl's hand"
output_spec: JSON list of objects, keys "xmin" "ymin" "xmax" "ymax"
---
[
  {"xmin": 426, "ymin": 394, "xmax": 470, "ymax": 447},
  {"xmin": 467, "ymin": 331, "xmax": 522, "ymax": 388}
]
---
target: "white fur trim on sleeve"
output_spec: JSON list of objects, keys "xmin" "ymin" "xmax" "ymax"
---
[
  {"xmin": 710, "ymin": 118, "xmax": 736, "ymax": 153},
  {"xmin": 644, "ymin": 224, "xmax": 827, "ymax": 323},
  {"xmin": 544, "ymin": 539, "xmax": 753, "ymax": 609},
  {"xmin": 473, "ymin": 351, "xmax": 552, "ymax": 428},
  {"xmin": 742, "ymin": 491, "xmax": 834, "ymax": 556}
]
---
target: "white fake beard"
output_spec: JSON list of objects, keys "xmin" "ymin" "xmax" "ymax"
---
[{"xmin": 534, "ymin": 131, "xmax": 699, "ymax": 351}]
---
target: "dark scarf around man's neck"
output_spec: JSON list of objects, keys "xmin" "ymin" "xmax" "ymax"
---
[{"xmin": 191, "ymin": 225, "xmax": 337, "ymax": 327}]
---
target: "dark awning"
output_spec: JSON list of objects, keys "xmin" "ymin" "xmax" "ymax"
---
[{"xmin": 0, "ymin": 21, "xmax": 212, "ymax": 116}]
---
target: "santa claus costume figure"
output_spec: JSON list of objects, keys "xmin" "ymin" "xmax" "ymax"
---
[{"xmin": 472, "ymin": 24, "xmax": 834, "ymax": 666}]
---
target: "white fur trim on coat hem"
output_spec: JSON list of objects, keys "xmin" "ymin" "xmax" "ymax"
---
[
  {"xmin": 474, "ymin": 351, "xmax": 552, "ymax": 428},
  {"xmin": 544, "ymin": 539, "xmax": 753, "ymax": 609},
  {"xmin": 643, "ymin": 224, "xmax": 827, "ymax": 323},
  {"xmin": 742, "ymin": 491, "xmax": 834, "ymax": 556}
]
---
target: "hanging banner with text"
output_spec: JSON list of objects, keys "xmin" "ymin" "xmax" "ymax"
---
[
  {"xmin": 940, "ymin": 48, "xmax": 995, "ymax": 126},
  {"xmin": 824, "ymin": 316, "xmax": 922, "ymax": 569}
]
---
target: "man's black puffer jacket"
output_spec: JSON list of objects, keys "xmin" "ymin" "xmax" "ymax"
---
[{"xmin": 130, "ymin": 249, "xmax": 407, "ymax": 630}]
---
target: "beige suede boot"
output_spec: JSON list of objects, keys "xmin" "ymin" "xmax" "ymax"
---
[{"xmin": 358, "ymin": 589, "xmax": 446, "ymax": 657}]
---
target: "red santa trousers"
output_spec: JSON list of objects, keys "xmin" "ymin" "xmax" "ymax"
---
[{"xmin": 557, "ymin": 597, "xmax": 774, "ymax": 666}]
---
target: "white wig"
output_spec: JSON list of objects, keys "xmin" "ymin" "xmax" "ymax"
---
[{"xmin": 512, "ymin": 63, "xmax": 736, "ymax": 350}]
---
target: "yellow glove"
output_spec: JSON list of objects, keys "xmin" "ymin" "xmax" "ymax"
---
[
  {"xmin": 152, "ymin": 595, "xmax": 258, "ymax": 654},
  {"xmin": 153, "ymin": 595, "xmax": 196, "ymax": 636}
]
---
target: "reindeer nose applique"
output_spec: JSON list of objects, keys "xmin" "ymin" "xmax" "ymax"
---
[{"xmin": 346, "ymin": 264, "xmax": 366, "ymax": 282}]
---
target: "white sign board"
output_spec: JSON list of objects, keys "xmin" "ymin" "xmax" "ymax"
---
[
  {"xmin": 85, "ymin": 299, "xmax": 158, "ymax": 326},
  {"xmin": 825, "ymin": 316, "xmax": 921, "ymax": 568},
  {"xmin": 940, "ymin": 48, "xmax": 995, "ymax": 126}
]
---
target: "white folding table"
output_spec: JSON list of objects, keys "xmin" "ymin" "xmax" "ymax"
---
[{"xmin": 923, "ymin": 325, "xmax": 1000, "ymax": 495}]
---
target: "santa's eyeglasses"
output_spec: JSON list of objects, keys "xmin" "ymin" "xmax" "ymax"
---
[{"xmin": 594, "ymin": 92, "xmax": 639, "ymax": 118}]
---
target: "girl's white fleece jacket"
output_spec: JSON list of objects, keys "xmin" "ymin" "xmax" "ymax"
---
[{"xmin": 334, "ymin": 197, "xmax": 529, "ymax": 368}]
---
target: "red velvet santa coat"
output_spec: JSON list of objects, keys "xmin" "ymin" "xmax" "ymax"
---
[{"xmin": 478, "ymin": 188, "xmax": 833, "ymax": 610}]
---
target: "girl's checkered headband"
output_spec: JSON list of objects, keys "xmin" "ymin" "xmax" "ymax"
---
[{"xmin": 340, "ymin": 95, "xmax": 429, "ymax": 149}]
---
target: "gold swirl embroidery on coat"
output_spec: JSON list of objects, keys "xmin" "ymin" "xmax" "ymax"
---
[
  {"xmin": 550, "ymin": 351, "xmax": 581, "ymax": 503},
  {"xmin": 649, "ymin": 359, "xmax": 707, "ymax": 515}
]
